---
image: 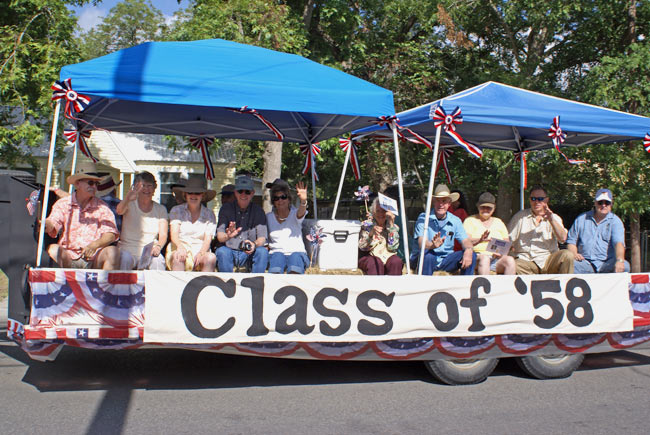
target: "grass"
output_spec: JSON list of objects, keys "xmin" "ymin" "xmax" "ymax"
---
[{"xmin": 0, "ymin": 269, "xmax": 7, "ymax": 300}]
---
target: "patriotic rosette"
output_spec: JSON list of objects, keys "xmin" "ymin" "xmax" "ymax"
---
[
  {"xmin": 64, "ymin": 125, "xmax": 98, "ymax": 163},
  {"xmin": 303, "ymin": 342, "xmax": 370, "ymax": 359},
  {"xmin": 644, "ymin": 133, "xmax": 650, "ymax": 153},
  {"xmin": 51, "ymin": 78, "xmax": 91, "ymax": 119},
  {"xmin": 548, "ymin": 116, "xmax": 585, "ymax": 164},
  {"xmin": 436, "ymin": 335, "xmax": 495, "ymax": 358},
  {"xmin": 230, "ymin": 106, "xmax": 284, "ymax": 140},
  {"xmin": 300, "ymin": 142, "xmax": 321, "ymax": 181},
  {"xmin": 429, "ymin": 105, "xmax": 483, "ymax": 158},
  {"xmin": 371, "ymin": 338, "xmax": 436, "ymax": 359},
  {"xmin": 188, "ymin": 136, "xmax": 216, "ymax": 180},
  {"xmin": 339, "ymin": 137, "xmax": 361, "ymax": 180}
]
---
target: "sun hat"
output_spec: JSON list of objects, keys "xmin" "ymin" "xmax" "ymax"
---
[
  {"xmin": 220, "ymin": 184, "xmax": 235, "ymax": 195},
  {"xmin": 432, "ymin": 184, "xmax": 460, "ymax": 202},
  {"xmin": 594, "ymin": 188, "xmax": 613, "ymax": 202},
  {"xmin": 175, "ymin": 177, "xmax": 216, "ymax": 202},
  {"xmin": 235, "ymin": 175, "xmax": 255, "ymax": 191},
  {"xmin": 96, "ymin": 174, "xmax": 123, "ymax": 196},
  {"xmin": 476, "ymin": 192, "xmax": 496, "ymax": 208},
  {"xmin": 66, "ymin": 162, "xmax": 103, "ymax": 185},
  {"xmin": 265, "ymin": 178, "xmax": 290, "ymax": 190}
]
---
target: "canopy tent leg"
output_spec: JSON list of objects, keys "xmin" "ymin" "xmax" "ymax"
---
[
  {"xmin": 417, "ymin": 126, "xmax": 442, "ymax": 275},
  {"xmin": 520, "ymin": 155, "xmax": 525, "ymax": 210},
  {"xmin": 119, "ymin": 172, "xmax": 125, "ymax": 199},
  {"xmin": 392, "ymin": 125, "xmax": 411, "ymax": 275},
  {"xmin": 36, "ymin": 101, "xmax": 61, "ymax": 267},
  {"xmin": 331, "ymin": 144, "xmax": 351, "ymax": 219},
  {"xmin": 309, "ymin": 143, "xmax": 318, "ymax": 220},
  {"xmin": 68, "ymin": 143, "xmax": 79, "ymax": 193}
]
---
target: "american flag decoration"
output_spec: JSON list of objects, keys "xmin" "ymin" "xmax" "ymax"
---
[
  {"xmin": 339, "ymin": 137, "xmax": 361, "ymax": 180},
  {"xmin": 548, "ymin": 116, "xmax": 585, "ymax": 164},
  {"xmin": 306, "ymin": 225, "xmax": 326, "ymax": 247},
  {"xmin": 189, "ymin": 136, "xmax": 216, "ymax": 180},
  {"xmin": 26, "ymin": 189, "xmax": 39, "ymax": 216},
  {"xmin": 644, "ymin": 133, "xmax": 650, "ymax": 153},
  {"xmin": 429, "ymin": 106, "xmax": 483, "ymax": 158},
  {"xmin": 300, "ymin": 143, "xmax": 321, "ymax": 181},
  {"xmin": 51, "ymin": 79, "xmax": 91, "ymax": 119},
  {"xmin": 64, "ymin": 126, "xmax": 97, "ymax": 163},
  {"xmin": 435, "ymin": 148, "xmax": 453, "ymax": 184},
  {"xmin": 231, "ymin": 106, "xmax": 284, "ymax": 140},
  {"xmin": 514, "ymin": 151, "xmax": 529, "ymax": 189}
]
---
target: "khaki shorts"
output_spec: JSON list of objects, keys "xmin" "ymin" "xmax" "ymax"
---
[
  {"xmin": 165, "ymin": 242, "xmax": 195, "ymax": 271},
  {"xmin": 69, "ymin": 256, "xmax": 93, "ymax": 269}
]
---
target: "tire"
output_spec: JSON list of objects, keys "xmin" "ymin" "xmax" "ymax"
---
[
  {"xmin": 424, "ymin": 358, "xmax": 499, "ymax": 385},
  {"xmin": 516, "ymin": 354, "xmax": 584, "ymax": 379}
]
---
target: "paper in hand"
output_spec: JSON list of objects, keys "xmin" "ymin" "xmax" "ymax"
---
[
  {"xmin": 486, "ymin": 238, "xmax": 511, "ymax": 256},
  {"xmin": 378, "ymin": 192, "xmax": 399, "ymax": 215}
]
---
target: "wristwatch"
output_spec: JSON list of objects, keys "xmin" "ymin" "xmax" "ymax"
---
[{"xmin": 616, "ymin": 258, "xmax": 625, "ymax": 263}]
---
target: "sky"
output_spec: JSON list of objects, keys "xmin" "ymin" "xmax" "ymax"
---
[{"xmin": 68, "ymin": 0, "xmax": 191, "ymax": 31}]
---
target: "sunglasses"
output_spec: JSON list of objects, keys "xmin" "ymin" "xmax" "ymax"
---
[
  {"xmin": 530, "ymin": 196, "xmax": 546, "ymax": 202},
  {"xmin": 82, "ymin": 179, "xmax": 100, "ymax": 186},
  {"xmin": 186, "ymin": 192, "xmax": 203, "ymax": 196},
  {"xmin": 272, "ymin": 194, "xmax": 288, "ymax": 202},
  {"xmin": 237, "ymin": 189, "xmax": 252, "ymax": 195},
  {"xmin": 597, "ymin": 200, "xmax": 612, "ymax": 206}
]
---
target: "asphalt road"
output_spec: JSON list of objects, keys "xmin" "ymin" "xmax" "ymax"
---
[{"xmin": 1, "ymin": 297, "xmax": 649, "ymax": 435}]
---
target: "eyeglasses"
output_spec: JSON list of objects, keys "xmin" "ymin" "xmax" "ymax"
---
[
  {"xmin": 530, "ymin": 196, "xmax": 547, "ymax": 202},
  {"xmin": 597, "ymin": 200, "xmax": 612, "ymax": 206},
  {"xmin": 237, "ymin": 189, "xmax": 252, "ymax": 195},
  {"xmin": 272, "ymin": 194, "xmax": 288, "ymax": 202},
  {"xmin": 82, "ymin": 179, "xmax": 99, "ymax": 186}
]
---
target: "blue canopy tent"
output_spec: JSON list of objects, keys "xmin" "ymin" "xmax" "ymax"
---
[
  {"xmin": 38, "ymin": 39, "xmax": 413, "ymax": 268},
  {"xmin": 351, "ymin": 81, "xmax": 650, "ymax": 274}
]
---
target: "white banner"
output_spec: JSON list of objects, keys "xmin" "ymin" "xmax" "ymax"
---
[{"xmin": 143, "ymin": 272, "xmax": 634, "ymax": 344}]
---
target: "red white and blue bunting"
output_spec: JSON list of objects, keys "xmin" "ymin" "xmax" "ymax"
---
[
  {"xmin": 430, "ymin": 106, "xmax": 483, "ymax": 158},
  {"xmin": 51, "ymin": 79, "xmax": 91, "ymax": 119},
  {"xmin": 548, "ymin": 116, "xmax": 585, "ymax": 164},
  {"xmin": 188, "ymin": 136, "xmax": 216, "ymax": 180},
  {"xmin": 300, "ymin": 143, "xmax": 321, "ymax": 181},
  {"xmin": 339, "ymin": 137, "xmax": 361, "ymax": 180},
  {"xmin": 514, "ymin": 150, "xmax": 528, "ymax": 189},
  {"xmin": 64, "ymin": 126, "xmax": 97, "ymax": 163},
  {"xmin": 435, "ymin": 148, "xmax": 453, "ymax": 184},
  {"xmin": 644, "ymin": 133, "xmax": 650, "ymax": 153},
  {"xmin": 230, "ymin": 106, "xmax": 284, "ymax": 140}
]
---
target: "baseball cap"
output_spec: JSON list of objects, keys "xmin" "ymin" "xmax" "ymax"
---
[{"xmin": 594, "ymin": 188, "xmax": 613, "ymax": 202}]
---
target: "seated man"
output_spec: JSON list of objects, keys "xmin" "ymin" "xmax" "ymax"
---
[
  {"xmin": 567, "ymin": 188, "xmax": 629, "ymax": 273},
  {"xmin": 508, "ymin": 185, "xmax": 573, "ymax": 274},
  {"xmin": 215, "ymin": 175, "xmax": 268, "ymax": 272},
  {"xmin": 409, "ymin": 184, "xmax": 476, "ymax": 275},
  {"xmin": 44, "ymin": 162, "xmax": 120, "ymax": 270}
]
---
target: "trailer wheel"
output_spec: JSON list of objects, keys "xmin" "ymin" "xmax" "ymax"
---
[
  {"xmin": 424, "ymin": 358, "xmax": 499, "ymax": 385},
  {"xmin": 516, "ymin": 354, "xmax": 584, "ymax": 379}
]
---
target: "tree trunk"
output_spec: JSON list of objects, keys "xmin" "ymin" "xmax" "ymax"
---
[
  {"xmin": 496, "ymin": 163, "xmax": 514, "ymax": 222},
  {"xmin": 630, "ymin": 211, "xmax": 641, "ymax": 272},
  {"xmin": 262, "ymin": 141, "xmax": 283, "ymax": 213}
]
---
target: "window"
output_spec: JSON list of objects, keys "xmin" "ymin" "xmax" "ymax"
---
[{"xmin": 159, "ymin": 172, "xmax": 184, "ymax": 211}]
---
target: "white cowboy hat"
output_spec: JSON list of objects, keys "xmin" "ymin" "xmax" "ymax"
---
[
  {"xmin": 432, "ymin": 184, "xmax": 460, "ymax": 202},
  {"xmin": 66, "ymin": 162, "xmax": 103, "ymax": 185}
]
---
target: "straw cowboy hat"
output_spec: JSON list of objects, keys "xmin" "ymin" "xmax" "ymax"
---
[
  {"xmin": 96, "ymin": 174, "xmax": 123, "ymax": 196},
  {"xmin": 432, "ymin": 184, "xmax": 460, "ymax": 202},
  {"xmin": 173, "ymin": 177, "xmax": 216, "ymax": 202},
  {"xmin": 66, "ymin": 162, "xmax": 103, "ymax": 185}
]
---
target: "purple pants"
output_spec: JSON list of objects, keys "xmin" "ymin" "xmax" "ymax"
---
[{"xmin": 359, "ymin": 254, "xmax": 403, "ymax": 275}]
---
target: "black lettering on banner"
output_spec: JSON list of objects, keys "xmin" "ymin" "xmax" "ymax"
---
[
  {"xmin": 531, "ymin": 280, "xmax": 564, "ymax": 329},
  {"xmin": 274, "ymin": 286, "xmax": 315, "ymax": 335},
  {"xmin": 180, "ymin": 275, "xmax": 236, "ymax": 339},
  {"xmin": 241, "ymin": 276, "xmax": 269, "ymax": 336},
  {"xmin": 427, "ymin": 292, "xmax": 459, "ymax": 332},
  {"xmin": 565, "ymin": 278, "xmax": 594, "ymax": 327},
  {"xmin": 460, "ymin": 277, "xmax": 490, "ymax": 332},
  {"xmin": 356, "ymin": 290, "xmax": 395, "ymax": 335},
  {"xmin": 313, "ymin": 287, "xmax": 351, "ymax": 336}
]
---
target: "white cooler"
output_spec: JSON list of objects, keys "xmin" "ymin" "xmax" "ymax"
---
[{"xmin": 302, "ymin": 219, "xmax": 361, "ymax": 270}]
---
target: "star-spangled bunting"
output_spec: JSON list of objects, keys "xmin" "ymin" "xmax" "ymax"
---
[
  {"xmin": 300, "ymin": 143, "xmax": 321, "ymax": 181},
  {"xmin": 514, "ymin": 150, "xmax": 529, "ymax": 189},
  {"xmin": 548, "ymin": 116, "xmax": 585, "ymax": 164},
  {"xmin": 339, "ymin": 137, "xmax": 361, "ymax": 180},
  {"xmin": 51, "ymin": 79, "xmax": 91, "ymax": 119},
  {"xmin": 429, "ymin": 106, "xmax": 483, "ymax": 158},
  {"xmin": 188, "ymin": 136, "xmax": 216, "ymax": 180},
  {"xmin": 231, "ymin": 106, "xmax": 284, "ymax": 140},
  {"xmin": 644, "ymin": 133, "xmax": 650, "ymax": 153},
  {"xmin": 435, "ymin": 148, "xmax": 453, "ymax": 184},
  {"xmin": 63, "ymin": 126, "xmax": 97, "ymax": 163}
]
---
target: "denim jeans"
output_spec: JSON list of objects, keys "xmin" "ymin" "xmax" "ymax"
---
[
  {"xmin": 574, "ymin": 257, "xmax": 630, "ymax": 273},
  {"xmin": 268, "ymin": 252, "xmax": 309, "ymax": 274},
  {"xmin": 216, "ymin": 246, "xmax": 268, "ymax": 273},
  {"xmin": 410, "ymin": 250, "xmax": 477, "ymax": 276}
]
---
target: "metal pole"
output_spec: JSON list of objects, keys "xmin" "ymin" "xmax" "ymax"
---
[
  {"xmin": 36, "ymin": 101, "xmax": 61, "ymax": 267},
  {"xmin": 417, "ymin": 125, "xmax": 442, "ymax": 275},
  {"xmin": 391, "ymin": 124, "xmax": 411, "ymax": 274},
  {"xmin": 520, "ymin": 155, "xmax": 525, "ymax": 210},
  {"xmin": 331, "ymin": 144, "xmax": 351, "ymax": 219},
  {"xmin": 68, "ymin": 142, "xmax": 79, "ymax": 193},
  {"xmin": 309, "ymin": 143, "xmax": 318, "ymax": 220}
]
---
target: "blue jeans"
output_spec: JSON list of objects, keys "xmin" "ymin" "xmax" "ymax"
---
[
  {"xmin": 216, "ymin": 246, "xmax": 268, "ymax": 273},
  {"xmin": 574, "ymin": 257, "xmax": 630, "ymax": 273},
  {"xmin": 269, "ymin": 252, "xmax": 309, "ymax": 274},
  {"xmin": 410, "ymin": 250, "xmax": 477, "ymax": 276}
]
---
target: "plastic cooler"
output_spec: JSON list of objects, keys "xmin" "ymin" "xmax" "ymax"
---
[{"xmin": 302, "ymin": 219, "xmax": 361, "ymax": 270}]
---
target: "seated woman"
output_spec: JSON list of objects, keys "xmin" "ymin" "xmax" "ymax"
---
[
  {"xmin": 266, "ymin": 179, "xmax": 309, "ymax": 274},
  {"xmin": 166, "ymin": 178, "xmax": 217, "ymax": 272},
  {"xmin": 463, "ymin": 192, "xmax": 515, "ymax": 275},
  {"xmin": 117, "ymin": 171, "xmax": 168, "ymax": 270},
  {"xmin": 358, "ymin": 198, "xmax": 403, "ymax": 275}
]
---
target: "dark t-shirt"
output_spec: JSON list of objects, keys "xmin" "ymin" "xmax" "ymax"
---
[{"xmin": 217, "ymin": 201, "xmax": 268, "ymax": 250}]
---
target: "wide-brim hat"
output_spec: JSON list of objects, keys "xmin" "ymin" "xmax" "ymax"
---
[
  {"xmin": 432, "ymin": 184, "xmax": 460, "ymax": 202},
  {"xmin": 66, "ymin": 162, "xmax": 103, "ymax": 185},
  {"xmin": 265, "ymin": 178, "xmax": 290, "ymax": 191},
  {"xmin": 174, "ymin": 177, "xmax": 216, "ymax": 202},
  {"xmin": 96, "ymin": 174, "xmax": 123, "ymax": 196}
]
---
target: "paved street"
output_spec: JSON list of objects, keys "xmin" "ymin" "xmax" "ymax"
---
[{"xmin": 1, "ymin": 297, "xmax": 649, "ymax": 435}]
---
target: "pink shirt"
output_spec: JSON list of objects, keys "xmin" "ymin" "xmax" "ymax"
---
[{"xmin": 48, "ymin": 193, "xmax": 119, "ymax": 260}]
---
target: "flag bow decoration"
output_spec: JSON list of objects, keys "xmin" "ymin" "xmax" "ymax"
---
[
  {"xmin": 188, "ymin": 136, "xmax": 216, "ymax": 180},
  {"xmin": 430, "ymin": 106, "xmax": 483, "ymax": 158},
  {"xmin": 548, "ymin": 116, "xmax": 585, "ymax": 164},
  {"xmin": 375, "ymin": 115, "xmax": 434, "ymax": 149},
  {"xmin": 231, "ymin": 106, "xmax": 284, "ymax": 140},
  {"xmin": 514, "ymin": 151, "xmax": 529, "ymax": 189},
  {"xmin": 64, "ymin": 126, "xmax": 97, "ymax": 163},
  {"xmin": 339, "ymin": 137, "xmax": 361, "ymax": 180},
  {"xmin": 300, "ymin": 143, "xmax": 321, "ymax": 181},
  {"xmin": 51, "ymin": 79, "xmax": 91, "ymax": 119},
  {"xmin": 435, "ymin": 148, "xmax": 454, "ymax": 184},
  {"xmin": 644, "ymin": 133, "xmax": 650, "ymax": 153}
]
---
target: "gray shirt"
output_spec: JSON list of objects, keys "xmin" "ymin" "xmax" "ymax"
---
[{"xmin": 217, "ymin": 201, "xmax": 268, "ymax": 250}]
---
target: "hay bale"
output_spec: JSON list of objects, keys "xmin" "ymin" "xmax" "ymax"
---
[{"xmin": 306, "ymin": 267, "xmax": 363, "ymax": 275}]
